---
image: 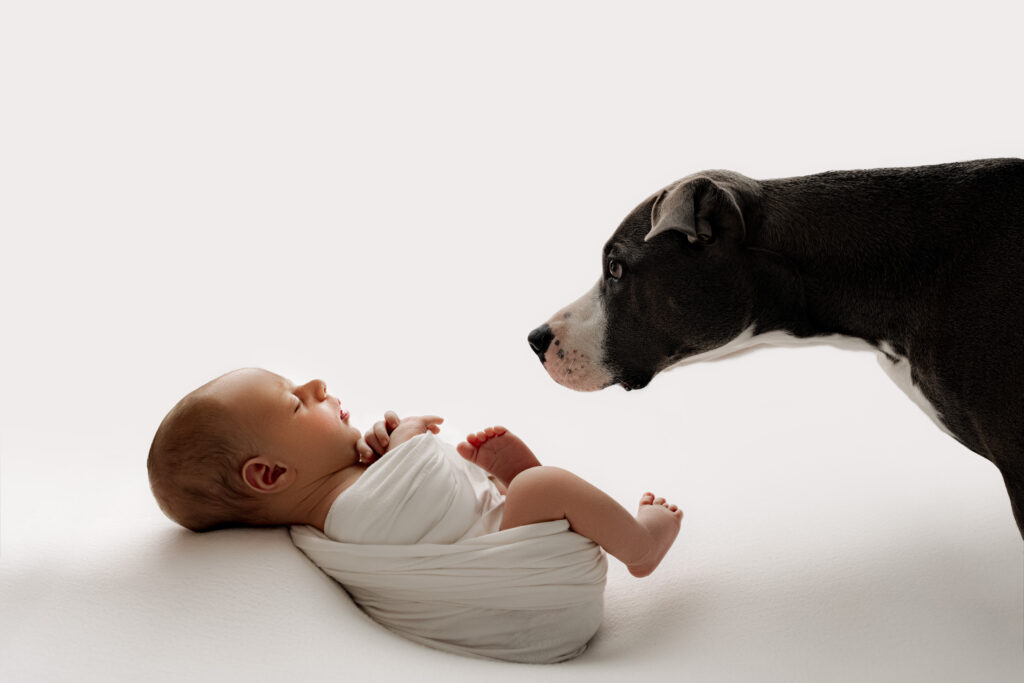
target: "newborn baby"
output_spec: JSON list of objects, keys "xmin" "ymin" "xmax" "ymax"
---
[{"xmin": 148, "ymin": 367, "xmax": 683, "ymax": 662}]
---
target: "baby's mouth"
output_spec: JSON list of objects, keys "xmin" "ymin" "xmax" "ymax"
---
[{"xmin": 340, "ymin": 407, "xmax": 350, "ymax": 422}]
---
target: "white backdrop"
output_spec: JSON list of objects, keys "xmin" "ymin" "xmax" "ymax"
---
[{"xmin": 2, "ymin": 2, "xmax": 1022, "ymax": 681}]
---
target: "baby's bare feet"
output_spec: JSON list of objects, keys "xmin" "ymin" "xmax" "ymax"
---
[
  {"xmin": 628, "ymin": 493, "xmax": 683, "ymax": 578},
  {"xmin": 456, "ymin": 426, "xmax": 542, "ymax": 487}
]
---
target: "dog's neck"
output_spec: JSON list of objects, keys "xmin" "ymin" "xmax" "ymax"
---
[{"xmin": 741, "ymin": 174, "xmax": 954, "ymax": 350}]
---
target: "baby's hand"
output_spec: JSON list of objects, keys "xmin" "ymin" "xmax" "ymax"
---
[
  {"xmin": 388, "ymin": 415, "xmax": 444, "ymax": 450},
  {"xmin": 359, "ymin": 412, "xmax": 443, "ymax": 462},
  {"xmin": 360, "ymin": 410, "xmax": 401, "ymax": 463}
]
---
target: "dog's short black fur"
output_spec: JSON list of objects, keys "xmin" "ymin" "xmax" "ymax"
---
[{"xmin": 530, "ymin": 159, "xmax": 1024, "ymax": 536}]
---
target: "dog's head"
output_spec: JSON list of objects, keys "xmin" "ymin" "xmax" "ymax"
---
[{"xmin": 529, "ymin": 171, "xmax": 761, "ymax": 391}]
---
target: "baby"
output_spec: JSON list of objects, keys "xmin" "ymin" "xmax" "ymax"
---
[
  {"xmin": 148, "ymin": 367, "xmax": 682, "ymax": 578},
  {"xmin": 149, "ymin": 367, "xmax": 683, "ymax": 662}
]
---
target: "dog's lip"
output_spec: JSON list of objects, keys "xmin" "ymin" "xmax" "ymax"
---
[{"xmin": 616, "ymin": 372, "xmax": 653, "ymax": 392}]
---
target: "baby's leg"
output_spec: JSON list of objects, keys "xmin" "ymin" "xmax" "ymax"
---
[
  {"xmin": 500, "ymin": 467, "xmax": 682, "ymax": 578},
  {"xmin": 456, "ymin": 426, "xmax": 542, "ymax": 489}
]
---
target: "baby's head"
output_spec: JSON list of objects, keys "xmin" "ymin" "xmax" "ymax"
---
[{"xmin": 148, "ymin": 368, "xmax": 363, "ymax": 531}]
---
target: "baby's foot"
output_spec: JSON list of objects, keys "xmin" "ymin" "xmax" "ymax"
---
[
  {"xmin": 456, "ymin": 426, "xmax": 541, "ymax": 487},
  {"xmin": 628, "ymin": 493, "xmax": 683, "ymax": 578}
]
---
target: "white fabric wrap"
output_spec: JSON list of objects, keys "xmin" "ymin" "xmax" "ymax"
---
[{"xmin": 290, "ymin": 433, "xmax": 607, "ymax": 663}]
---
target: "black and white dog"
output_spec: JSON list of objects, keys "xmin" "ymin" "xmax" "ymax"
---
[{"xmin": 529, "ymin": 159, "xmax": 1024, "ymax": 537}]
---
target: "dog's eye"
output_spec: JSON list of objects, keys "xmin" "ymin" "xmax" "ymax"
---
[{"xmin": 608, "ymin": 259, "xmax": 623, "ymax": 280}]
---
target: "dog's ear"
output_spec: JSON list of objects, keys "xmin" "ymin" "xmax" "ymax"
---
[{"xmin": 646, "ymin": 176, "xmax": 745, "ymax": 245}]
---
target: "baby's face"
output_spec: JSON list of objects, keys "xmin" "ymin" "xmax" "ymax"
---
[{"xmin": 210, "ymin": 368, "xmax": 364, "ymax": 481}]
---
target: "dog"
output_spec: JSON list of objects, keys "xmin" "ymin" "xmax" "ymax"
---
[{"xmin": 528, "ymin": 159, "xmax": 1024, "ymax": 537}]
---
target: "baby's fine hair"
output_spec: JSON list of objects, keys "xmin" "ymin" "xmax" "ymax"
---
[{"xmin": 148, "ymin": 379, "xmax": 265, "ymax": 531}]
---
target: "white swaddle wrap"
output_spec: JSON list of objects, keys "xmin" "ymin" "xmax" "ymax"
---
[{"xmin": 290, "ymin": 433, "xmax": 607, "ymax": 663}]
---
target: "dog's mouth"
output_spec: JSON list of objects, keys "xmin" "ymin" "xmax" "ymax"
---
[{"xmin": 616, "ymin": 372, "xmax": 653, "ymax": 392}]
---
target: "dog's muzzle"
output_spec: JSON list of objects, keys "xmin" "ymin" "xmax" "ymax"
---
[{"xmin": 529, "ymin": 282, "xmax": 617, "ymax": 391}]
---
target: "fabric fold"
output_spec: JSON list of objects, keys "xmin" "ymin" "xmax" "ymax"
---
[{"xmin": 290, "ymin": 433, "xmax": 607, "ymax": 663}]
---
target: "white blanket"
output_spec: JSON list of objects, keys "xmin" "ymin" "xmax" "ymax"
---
[{"xmin": 290, "ymin": 433, "xmax": 608, "ymax": 663}]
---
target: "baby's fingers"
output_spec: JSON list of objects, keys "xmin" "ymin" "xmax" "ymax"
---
[
  {"xmin": 421, "ymin": 415, "xmax": 444, "ymax": 433},
  {"xmin": 356, "ymin": 437, "xmax": 376, "ymax": 464},
  {"xmin": 369, "ymin": 420, "xmax": 392, "ymax": 452}
]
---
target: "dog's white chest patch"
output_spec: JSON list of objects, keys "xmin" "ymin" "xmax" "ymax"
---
[
  {"xmin": 666, "ymin": 330, "xmax": 957, "ymax": 440},
  {"xmin": 876, "ymin": 342, "xmax": 954, "ymax": 439}
]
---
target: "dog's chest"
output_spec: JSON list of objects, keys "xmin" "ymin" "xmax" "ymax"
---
[{"xmin": 677, "ymin": 329, "xmax": 958, "ymax": 440}]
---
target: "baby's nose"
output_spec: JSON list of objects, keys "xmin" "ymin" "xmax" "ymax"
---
[
  {"xmin": 313, "ymin": 379, "xmax": 327, "ymax": 399},
  {"xmin": 298, "ymin": 379, "xmax": 328, "ymax": 400}
]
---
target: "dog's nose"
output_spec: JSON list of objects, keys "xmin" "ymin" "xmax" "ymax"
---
[{"xmin": 528, "ymin": 324, "xmax": 554, "ymax": 359}]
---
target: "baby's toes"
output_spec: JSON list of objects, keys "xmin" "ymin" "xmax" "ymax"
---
[
  {"xmin": 639, "ymin": 492, "xmax": 655, "ymax": 506},
  {"xmin": 456, "ymin": 442, "xmax": 477, "ymax": 461},
  {"xmin": 654, "ymin": 496, "xmax": 666, "ymax": 506}
]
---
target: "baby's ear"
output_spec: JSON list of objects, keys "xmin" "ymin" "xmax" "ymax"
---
[{"xmin": 242, "ymin": 458, "xmax": 293, "ymax": 493}]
